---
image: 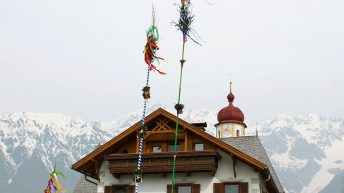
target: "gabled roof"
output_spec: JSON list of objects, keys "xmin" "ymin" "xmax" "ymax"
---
[{"xmin": 72, "ymin": 108, "xmax": 266, "ymax": 174}]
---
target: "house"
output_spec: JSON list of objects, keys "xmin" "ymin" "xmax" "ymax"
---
[{"xmin": 71, "ymin": 85, "xmax": 284, "ymax": 193}]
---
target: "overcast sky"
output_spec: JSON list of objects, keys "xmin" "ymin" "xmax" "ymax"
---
[{"xmin": 0, "ymin": 0, "xmax": 343, "ymax": 123}]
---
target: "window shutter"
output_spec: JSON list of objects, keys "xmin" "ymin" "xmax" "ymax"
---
[
  {"xmin": 128, "ymin": 185, "xmax": 135, "ymax": 193},
  {"xmin": 192, "ymin": 184, "xmax": 200, "ymax": 193},
  {"xmin": 167, "ymin": 184, "xmax": 172, "ymax": 193},
  {"xmin": 240, "ymin": 182, "xmax": 248, "ymax": 193},
  {"xmin": 104, "ymin": 186, "xmax": 111, "ymax": 193},
  {"xmin": 213, "ymin": 183, "xmax": 222, "ymax": 193}
]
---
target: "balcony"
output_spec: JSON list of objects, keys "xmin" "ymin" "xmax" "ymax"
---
[{"xmin": 104, "ymin": 151, "xmax": 221, "ymax": 178}]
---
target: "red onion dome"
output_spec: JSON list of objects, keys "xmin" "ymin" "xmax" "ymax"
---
[{"xmin": 217, "ymin": 87, "xmax": 245, "ymax": 123}]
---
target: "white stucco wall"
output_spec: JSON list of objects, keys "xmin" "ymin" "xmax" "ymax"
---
[{"xmin": 97, "ymin": 150, "xmax": 262, "ymax": 193}]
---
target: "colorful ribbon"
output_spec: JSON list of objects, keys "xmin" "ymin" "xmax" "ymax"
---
[
  {"xmin": 144, "ymin": 10, "xmax": 165, "ymax": 75},
  {"xmin": 43, "ymin": 168, "xmax": 66, "ymax": 193}
]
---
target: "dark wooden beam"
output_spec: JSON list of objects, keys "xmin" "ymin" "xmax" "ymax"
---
[
  {"xmin": 136, "ymin": 138, "xmax": 139, "ymax": 153},
  {"xmin": 91, "ymin": 159, "xmax": 100, "ymax": 179},
  {"xmin": 184, "ymin": 131, "xmax": 188, "ymax": 151},
  {"xmin": 232, "ymin": 156, "xmax": 237, "ymax": 178}
]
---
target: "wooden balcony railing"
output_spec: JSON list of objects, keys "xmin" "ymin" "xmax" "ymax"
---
[{"xmin": 104, "ymin": 151, "xmax": 220, "ymax": 177}]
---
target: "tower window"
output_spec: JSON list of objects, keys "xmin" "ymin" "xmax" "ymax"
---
[{"xmin": 236, "ymin": 130, "xmax": 240, "ymax": 137}]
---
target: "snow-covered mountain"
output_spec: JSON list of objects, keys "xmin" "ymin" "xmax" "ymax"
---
[
  {"xmin": 0, "ymin": 106, "xmax": 343, "ymax": 193},
  {"xmin": 257, "ymin": 114, "xmax": 344, "ymax": 193}
]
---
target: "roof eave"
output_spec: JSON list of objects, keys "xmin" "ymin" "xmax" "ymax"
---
[
  {"xmin": 262, "ymin": 168, "xmax": 284, "ymax": 193},
  {"xmin": 214, "ymin": 120, "xmax": 247, "ymax": 128},
  {"xmin": 71, "ymin": 108, "xmax": 165, "ymax": 170}
]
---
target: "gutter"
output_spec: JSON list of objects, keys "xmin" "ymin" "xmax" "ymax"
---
[
  {"xmin": 84, "ymin": 175, "xmax": 98, "ymax": 185},
  {"xmin": 71, "ymin": 167, "xmax": 99, "ymax": 182},
  {"xmin": 263, "ymin": 168, "xmax": 281, "ymax": 193}
]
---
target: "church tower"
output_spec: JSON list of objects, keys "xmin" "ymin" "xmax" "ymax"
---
[{"xmin": 215, "ymin": 82, "xmax": 247, "ymax": 138}]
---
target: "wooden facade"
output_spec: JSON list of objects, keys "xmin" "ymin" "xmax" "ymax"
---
[
  {"xmin": 101, "ymin": 116, "xmax": 220, "ymax": 178},
  {"xmin": 72, "ymin": 109, "xmax": 266, "ymax": 180}
]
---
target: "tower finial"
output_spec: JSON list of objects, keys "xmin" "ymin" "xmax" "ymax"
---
[
  {"xmin": 228, "ymin": 73, "xmax": 233, "ymax": 93},
  {"xmin": 227, "ymin": 79, "xmax": 235, "ymax": 103}
]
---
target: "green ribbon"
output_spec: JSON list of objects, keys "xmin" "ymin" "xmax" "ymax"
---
[
  {"xmin": 147, "ymin": 25, "xmax": 159, "ymax": 42},
  {"xmin": 50, "ymin": 168, "xmax": 66, "ymax": 179}
]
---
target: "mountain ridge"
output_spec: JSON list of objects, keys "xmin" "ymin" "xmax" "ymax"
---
[{"xmin": 0, "ymin": 106, "xmax": 343, "ymax": 193}]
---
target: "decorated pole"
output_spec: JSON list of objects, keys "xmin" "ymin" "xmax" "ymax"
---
[
  {"xmin": 134, "ymin": 7, "xmax": 165, "ymax": 193},
  {"xmin": 43, "ymin": 165, "xmax": 67, "ymax": 193},
  {"xmin": 171, "ymin": 1, "xmax": 201, "ymax": 193}
]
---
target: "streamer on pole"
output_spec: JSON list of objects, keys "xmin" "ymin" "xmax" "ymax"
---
[
  {"xmin": 134, "ymin": 6, "xmax": 164, "ymax": 193},
  {"xmin": 173, "ymin": 0, "xmax": 202, "ymax": 46},
  {"xmin": 171, "ymin": 1, "xmax": 201, "ymax": 193},
  {"xmin": 144, "ymin": 7, "xmax": 166, "ymax": 75}
]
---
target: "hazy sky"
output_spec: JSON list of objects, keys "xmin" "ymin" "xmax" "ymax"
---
[{"xmin": 0, "ymin": 0, "xmax": 343, "ymax": 123}]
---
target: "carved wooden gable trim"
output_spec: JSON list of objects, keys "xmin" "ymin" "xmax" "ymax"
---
[{"xmin": 146, "ymin": 117, "xmax": 175, "ymax": 137}]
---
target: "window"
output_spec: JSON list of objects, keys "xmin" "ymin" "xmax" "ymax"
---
[
  {"xmin": 115, "ymin": 187, "xmax": 128, "ymax": 193},
  {"xmin": 105, "ymin": 185, "xmax": 135, "ymax": 193},
  {"xmin": 167, "ymin": 184, "xmax": 200, "ymax": 193},
  {"xmin": 193, "ymin": 143, "xmax": 204, "ymax": 151},
  {"xmin": 236, "ymin": 130, "xmax": 240, "ymax": 137},
  {"xmin": 225, "ymin": 184, "xmax": 239, "ymax": 193},
  {"xmin": 152, "ymin": 145, "xmax": 162, "ymax": 153},
  {"xmin": 178, "ymin": 185, "xmax": 192, "ymax": 193},
  {"xmin": 213, "ymin": 182, "xmax": 248, "ymax": 193},
  {"xmin": 169, "ymin": 142, "xmax": 180, "ymax": 152}
]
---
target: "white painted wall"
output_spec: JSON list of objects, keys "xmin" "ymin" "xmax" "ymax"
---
[{"xmin": 97, "ymin": 150, "xmax": 262, "ymax": 193}]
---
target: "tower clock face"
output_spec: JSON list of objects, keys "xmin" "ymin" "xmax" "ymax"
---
[{"xmin": 223, "ymin": 125, "xmax": 232, "ymax": 136}]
